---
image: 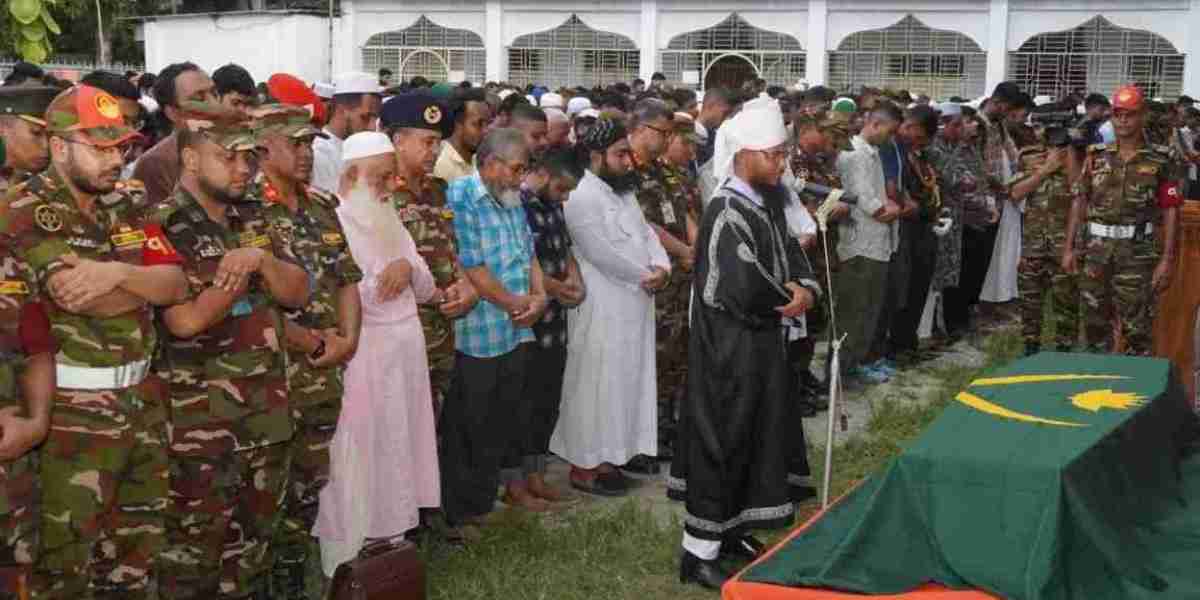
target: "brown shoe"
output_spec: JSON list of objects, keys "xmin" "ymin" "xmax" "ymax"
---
[
  {"xmin": 502, "ymin": 482, "xmax": 552, "ymax": 512},
  {"xmin": 527, "ymin": 473, "xmax": 579, "ymax": 504}
]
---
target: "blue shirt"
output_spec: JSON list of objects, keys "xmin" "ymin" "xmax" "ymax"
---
[
  {"xmin": 447, "ymin": 172, "xmax": 536, "ymax": 358},
  {"xmin": 879, "ymin": 140, "xmax": 905, "ymax": 187}
]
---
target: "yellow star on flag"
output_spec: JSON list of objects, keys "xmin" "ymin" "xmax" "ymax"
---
[{"xmin": 1070, "ymin": 389, "xmax": 1146, "ymax": 413}]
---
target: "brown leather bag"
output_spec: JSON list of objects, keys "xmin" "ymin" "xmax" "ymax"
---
[{"xmin": 329, "ymin": 538, "xmax": 426, "ymax": 600}]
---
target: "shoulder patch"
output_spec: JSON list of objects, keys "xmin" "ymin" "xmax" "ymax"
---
[
  {"xmin": 307, "ymin": 186, "xmax": 340, "ymax": 209},
  {"xmin": 1088, "ymin": 143, "xmax": 1108, "ymax": 153}
]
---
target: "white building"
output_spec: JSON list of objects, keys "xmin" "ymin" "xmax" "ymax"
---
[{"xmin": 139, "ymin": 0, "xmax": 1200, "ymax": 99}]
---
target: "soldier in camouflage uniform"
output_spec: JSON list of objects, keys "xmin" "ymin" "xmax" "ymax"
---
[
  {"xmin": 385, "ymin": 100, "xmax": 478, "ymax": 420},
  {"xmin": 629, "ymin": 100, "xmax": 691, "ymax": 463},
  {"xmin": 150, "ymin": 105, "xmax": 311, "ymax": 599},
  {"xmin": 2, "ymin": 85, "xmax": 191, "ymax": 599},
  {"xmin": 660, "ymin": 114, "xmax": 704, "ymax": 238},
  {"xmin": 1010, "ymin": 132, "xmax": 1082, "ymax": 355},
  {"xmin": 252, "ymin": 105, "xmax": 363, "ymax": 599},
  {"xmin": 0, "ymin": 242, "xmax": 53, "ymax": 600},
  {"xmin": 786, "ymin": 115, "xmax": 851, "ymax": 401},
  {"xmin": 1064, "ymin": 85, "xmax": 1183, "ymax": 356},
  {"xmin": 0, "ymin": 87, "xmax": 55, "ymax": 196}
]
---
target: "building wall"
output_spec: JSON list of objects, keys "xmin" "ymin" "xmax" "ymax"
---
[{"xmin": 139, "ymin": 0, "xmax": 1200, "ymax": 95}]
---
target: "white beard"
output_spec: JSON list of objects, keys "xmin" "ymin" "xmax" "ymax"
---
[
  {"xmin": 336, "ymin": 181, "xmax": 405, "ymax": 267},
  {"xmin": 497, "ymin": 187, "xmax": 523, "ymax": 208}
]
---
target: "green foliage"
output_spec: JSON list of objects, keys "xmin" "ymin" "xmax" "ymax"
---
[
  {"xmin": 7, "ymin": 0, "xmax": 56, "ymax": 62},
  {"xmin": 4, "ymin": 0, "xmax": 160, "ymax": 65}
]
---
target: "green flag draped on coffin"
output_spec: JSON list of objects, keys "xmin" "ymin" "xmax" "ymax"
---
[{"xmin": 742, "ymin": 353, "xmax": 1200, "ymax": 600}]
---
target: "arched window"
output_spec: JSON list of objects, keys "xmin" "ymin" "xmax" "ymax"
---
[
  {"xmin": 508, "ymin": 15, "xmax": 639, "ymax": 89},
  {"xmin": 1008, "ymin": 16, "xmax": 1185, "ymax": 100},
  {"xmin": 828, "ymin": 15, "xmax": 986, "ymax": 99},
  {"xmin": 361, "ymin": 16, "xmax": 486, "ymax": 84},
  {"xmin": 658, "ymin": 13, "xmax": 806, "ymax": 91}
]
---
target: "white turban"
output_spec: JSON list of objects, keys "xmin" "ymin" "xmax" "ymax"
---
[
  {"xmin": 540, "ymin": 92, "xmax": 565, "ymax": 109},
  {"xmin": 937, "ymin": 102, "xmax": 962, "ymax": 117},
  {"xmin": 712, "ymin": 95, "xmax": 788, "ymax": 185},
  {"xmin": 567, "ymin": 96, "xmax": 592, "ymax": 117}
]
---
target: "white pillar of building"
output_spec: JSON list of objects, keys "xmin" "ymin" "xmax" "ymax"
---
[
  {"xmin": 984, "ymin": 0, "xmax": 1009, "ymax": 96},
  {"xmin": 333, "ymin": 0, "xmax": 354, "ymax": 77},
  {"xmin": 486, "ymin": 0, "xmax": 504, "ymax": 83},
  {"xmin": 1185, "ymin": 0, "xmax": 1200, "ymax": 95},
  {"xmin": 805, "ymin": 0, "xmax": 828, "ymax": 86},
  {"xmin": 640, "ymin": 0, "xmax": 658, "ymax": 82}
]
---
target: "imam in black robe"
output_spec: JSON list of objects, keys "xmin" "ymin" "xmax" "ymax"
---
[{"xmin": 669, "ymin": 178, "xmax": 822, "ymax": 542}]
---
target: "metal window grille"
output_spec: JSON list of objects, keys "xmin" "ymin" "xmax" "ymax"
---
[
  {"xmin": 361, "ymin": 15, "xmax": 486, "ymax": 84},
  {"xmin": 828, "ymin": 15, "xmax": 986, "ymax": 99},
  {"xmin": 658, "ymin": 13, "xmax": 806, "ymax": 91},
  {"xmin": 1007, "ymin": 16, "xmax": 1185, "ymax": 101},
  {"xmin": 508, "ymin": 15, "xmax": 640, "ymax": 89}
]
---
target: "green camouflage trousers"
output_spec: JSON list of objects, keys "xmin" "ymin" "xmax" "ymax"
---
[
  {"xmin": 160, "ymin": 442, "xmax": 289, "ymax": 599},
  {"xmin": 272, "ymin": 395, "xmax": 339, "ymax": 600},
  {"xmin": 0, "ymin": 451, "xmax": 36, "ymax": 600},
  {"xmin": 31, "ymin": 382, "xmax": 169, "ymax": 600},
  {"xmin": 655, "ymin": 272, "xmax": 691, "ymax": 456},
  {"xmin": 1079, "ymin": 236, "xmax": 1160, "ymax": 355},
  {"xmin": 1018, "ymin": 253, "xmax": 1081, "ymax": 350}
]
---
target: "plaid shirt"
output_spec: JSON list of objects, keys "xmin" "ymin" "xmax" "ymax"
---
[
  {"xmin": 521, "ymin": 187, "xmax": 572, "ymax": 349},
  {"xmin": 447, "ymin": 172, "xmax": 535, "ymax": 358}
]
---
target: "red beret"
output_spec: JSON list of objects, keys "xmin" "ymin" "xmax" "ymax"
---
[{"xmin": 267, "ymin": 73, "xmax": 327, "ymax": 127}]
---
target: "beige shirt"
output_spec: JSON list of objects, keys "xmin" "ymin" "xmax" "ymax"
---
[{"xmin": 433, "ymin": 142, "xmax": 474, "ymax": 183}]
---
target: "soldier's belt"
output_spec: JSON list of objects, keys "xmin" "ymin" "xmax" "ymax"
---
[
  {"xmin": 1088, "ymin": 222, "xmax": 1152, "ymax": 240},
  {"xmin": 57, "ymin": 359, "xmax": 150, "ymax": 390}
]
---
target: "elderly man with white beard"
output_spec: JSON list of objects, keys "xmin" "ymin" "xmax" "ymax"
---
[
  {"xmin": 315, "ymin": 131, "xmax": 441, "ymax": 573},
  {"xmin": 440, "ymin": 128, "xmax": 550, "ymax": 531}
]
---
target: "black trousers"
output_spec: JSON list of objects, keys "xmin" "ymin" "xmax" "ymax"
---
[
  {"xmin": 944, "ymin": 224, "xmax": 997, "ymax": 334},
  {"xmin": 893, "ymin": 222, "xmax": 939, "ymax": 352},
  {"xmin": 438, "ymin": 345, "xmax": 529, "ymax": 524},
  {"xmin": 520, "ymin": 343, "xmax": 568, "ymax": 459}
]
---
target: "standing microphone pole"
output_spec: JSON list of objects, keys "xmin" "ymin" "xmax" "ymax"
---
[{"xmin": 808, "ymin": 183, "xmax": 854, "ymax": 508}]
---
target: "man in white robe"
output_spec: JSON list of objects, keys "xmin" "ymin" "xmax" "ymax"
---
[
  {"xmin": 551, "ymin": 117, "xmax": 671, "ymax": 496},
  {"xmin": 315, "ymin": 132, "xmax": 440, "ymax": 574}
]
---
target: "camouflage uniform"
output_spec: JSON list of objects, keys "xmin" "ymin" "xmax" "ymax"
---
[
  {"xmin": 1012, "ymin": 145, "xmax": 1081, "ymax": 351},
  {"xmin": 394, "ymin": 175, "xmax": 459, "ymax": 417},
  {"xmin": 255, "ymin": 175, "xmax": 362, "ymax": 600},
  {"xmin": 0, "ymin": 243, "xmax": 45, "ymax": 599},
  {"xmin": 633, "ymin": 155, "xmax": 692, "ymax": 456},
  {"xmin": 2, "ymin": 172, "xmax": 170, "ymax": 600},
  {"xmin": 152, "ymin": 186, "xmax": 298, "ymax": 599},
  {"xmin": 1074, "ymin": 140, "xmax": 1183, "ymax": 355}
]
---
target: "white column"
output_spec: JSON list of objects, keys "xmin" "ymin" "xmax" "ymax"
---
[
  {"xmin": 486, "ymin": 0, "xmax": 504, "ymax": 83},
  {"xmin": 332, "ymin": 0, "xmax": 355, "ymax": 76},
  {"xmin": 1185, "ymin": 0, "xmax": 1200, "ymax": 95},
  {"xmin": 984, "ymin": 0, "xmax": 1009, "ymax": 96},
  {"xmin": 805, "ymin": 0, "xmax": 828, "ymax": 86},
  {"xmin": 640, "ymin": 0, "xmax": 658, "ymax": 82}
]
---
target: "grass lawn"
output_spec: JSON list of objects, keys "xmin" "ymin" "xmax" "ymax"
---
[{"xmin": 417, "ymin": 328, "xmax": 1024, "ymax": 600}]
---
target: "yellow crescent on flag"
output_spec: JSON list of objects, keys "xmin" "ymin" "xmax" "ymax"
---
[
  {"xmin": 955, "ymin": 391, "xmax": 1088, "ymax": 428},
  {"xmin": 954, "ymin": 374, "xmax": 1143, "ymax": 427}
]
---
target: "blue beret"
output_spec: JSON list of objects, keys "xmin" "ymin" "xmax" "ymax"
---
[{"xmin": 380, "ymin": 91, "xmax": 450, "ymax": 137}]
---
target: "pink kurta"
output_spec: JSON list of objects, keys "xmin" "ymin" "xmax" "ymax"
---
[{"xmin": 316, "ymin": 203, "xmax": 440, "ymax": 575}]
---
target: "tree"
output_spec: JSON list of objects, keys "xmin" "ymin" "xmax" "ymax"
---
[
  {"xmin": 5, "ymin": 0, "xmax": 160, "ymax": 65},
  {"xmin": 6, "ymin": 0, "xmax": 61, "ymax": 63}
]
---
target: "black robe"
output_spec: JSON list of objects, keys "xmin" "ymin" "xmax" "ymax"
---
[{"xmin": 669, "ymin": 182, "xmax": 822, "ymax": 541}]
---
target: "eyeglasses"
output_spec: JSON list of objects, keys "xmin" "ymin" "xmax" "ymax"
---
[
  {"xmin": 642, "ymin": 123, "xmax": 675, "ymax": 138},
  {"xmin": 60, "ymin": 137, "xmax": 135, "ymax": 159}
]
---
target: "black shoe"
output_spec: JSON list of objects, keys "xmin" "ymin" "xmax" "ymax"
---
[
  {"xmin": 622, "ymin": 454, "xmax": 661, "ymax": 476},
  {"xmin": 789, "ymin": 484, "xmax": 818, "ymax": 503},
  {"xmin": 720, "ymin": 534, "xmax": 766, "ymax": 561},
  {"xmin": 679, "ymin": 551, "xmax": 730, "ymax": 589},
  {"xmin": 798, "ymin": 370, "xmax": 825, "ymax": 395},
  {"xmin": 797, "ymin": 399, "xmax": 818, "ymax": 418}
]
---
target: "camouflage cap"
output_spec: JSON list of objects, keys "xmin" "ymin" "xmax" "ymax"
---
[
  {"xmin": 0, "ymin": 86, "xmax": 58, "ymax": 126},
  {"xmin": 821, "ymin": 117, "xmax": 854, "ymax": 152},
  {"xmin": 251, "ymin": 103, "xmax": 328, "ymax": 142},
  {"xmin": 672, "ymin": 112, "xmax": 698, "ymax": 143},
  {"xmin": 45, "ymin": 85, "xmax": 140, "ymax": 147},
  {"xmin": 178, "ymin": 101, "xmax": 256, "ymax": 151},
  {"xmin": 1112, "ymin": 85, "xmax": 1145, "ymax": 111}
]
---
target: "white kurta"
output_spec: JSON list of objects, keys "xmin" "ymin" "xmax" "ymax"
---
[
  {"xmin": 551, "ymin": 171, "xmax": 671, "ymax": 468},
  {"xmin": 310, "ymin": 128, "xmax": 344, "ymax": 193},
  {"xmin": 981, "ymin": 140, "xmax": 1020, "ymax": 303}
]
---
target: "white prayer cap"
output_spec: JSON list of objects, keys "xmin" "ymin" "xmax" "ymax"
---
[
  {"xmin": 791, "ymin": 79, "xmax": 810, "ymax": 92},
  {"xmin": 540, "ymin": 92, "xmax": 565, "ymax": 109},
  {"xmin": 578, "ymin": 108, "xmax": 600, "ymax": 119},
  {"xmin": 567, "ymin": 96, "xmax": 592, "ymax": 117},
  {"xmin": 342, "ymin": 132, "xmax": 394, "ymax": 163},
  {"xmin": 497, "ymin": 89, "xmax": 515, "ymax": 101},
  {"xmin": 544, "ymin": 107, "xmax": 568, "ymax": 123},
  {"xmin": 1034, "ymin": 95, "xmax": 1054, "ymax": 106},
  {"xmin": 712, "ymin": 95, "xmax": 788, "ymax": 184},
  {"xmin": 313, "ymin": 82, "xmax": 335, "ymax": 100},
  {"xmin": 673, "ymin": 111, "xmax": 694, "ymax": 123},
  {"xmin": 333, "ymin": 71, "xmax": 381, "ymax": 96},
  {"xmin": 525, "ymin": 94, "xmax": 537, "ymax": 105},
  {"xmin": 938, "ymin": 102, "xmax": 962, "ymax": 117}
]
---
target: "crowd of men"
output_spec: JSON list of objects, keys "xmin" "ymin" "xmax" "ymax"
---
[{"xmin": 0, "ymin": 58, "xmax": 1192, "ymax": 599}]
